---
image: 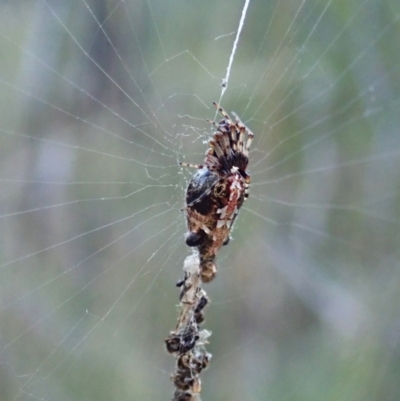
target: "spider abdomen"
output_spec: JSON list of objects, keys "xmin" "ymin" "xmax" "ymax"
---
[{"xmin": 186, "ymin": 168, "xmax": 219, "ymax": 215}]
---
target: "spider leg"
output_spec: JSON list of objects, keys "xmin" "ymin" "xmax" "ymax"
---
[
  {"xmin": 209, "ymin": 139, "xmax": 226, "ymax": 163},
  {"xmin": 231, "ymin": 111, "xmax": 243, "ymax": 124},
  {"xmin": 213, "ymin": 101, "xmax": 233, "ymax": 123},
  {"xmin": 208, "ymin": 118, "xmax": 230, "ymax": 135},
  {"xmin": 244, "ymin": 184, "xmax": 250, "ymax": 200},
  {"xmin": 237, "ymin": 124, "xmax": 246, "ymax": 154},
  {"xmin": 225, "ymin": 133, "xmax": 236, "ymax": 162},
  {"xmin": 180, "ymin": 162, "xmax": 203, "ymax": 169},
  {"xmin": 207, "ymin": 119, "xmax": 219, "ymax": 130},
  {"xmin": 214, "ymin": 132, "xmax": 231, "ymax": 160},
  {"xmin": 216, "ymin": 104, "xmax": 239, "ymax": 153},
  {"xmin": 232, "ymin": 111, "xmax": 253, "ymax": 156},
  {"xmin": 204, "ymin": 152, "xmax": 221, "ymax": 170},
  {"xmin": 222, "ymin": 236, "xmax": 230, "ymax": 246},
  {"xmin": 245, "ymin": 131, "xmax": 254, "ymax": 156}
]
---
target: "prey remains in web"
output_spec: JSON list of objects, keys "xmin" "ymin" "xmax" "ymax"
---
[{"xmin": 180, "ymin": 102, "xmax": 253, "ymax": 282}]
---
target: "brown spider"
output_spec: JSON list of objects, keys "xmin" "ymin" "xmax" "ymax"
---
[{"xmin": 180, "ymin": 102, "xmax": 253, "ymax": 282}]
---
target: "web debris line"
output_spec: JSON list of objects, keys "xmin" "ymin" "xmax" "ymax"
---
[
  {"xmin": 0, "ymin": 184, "xmax": 173, "ymax": 219},
  {"xmin": 81, "ymin": 0, "xmax": 167, "ymax": 136},
  {"xmin": 250, "ymin": 58, "xmax": 400, "ymax": 172},
  {"xmin": 219, "ymin": 0, "xmax": 252, "ymax": 101},
  {"xmin": 41, "ymin": 0, "xmax": 170, "ymax": 150},
  {"xmin": 243, "ymin": 0, "xmax": 306, "ymax": 115},
  {"xmin": 0, "ymin": 202, "xmax": 170, "ymax": 270},
  {"xmin": 251, "ymin": 193, "xmax": 399, "ymax": 225},
  {"xmin": 13, "ymin": 315, "xmax": 86, "ymax": 400},
  {"xmin": 251, "ymin": 0, "xmax": 377, "ymax": 128},
  {"xmin": 1, "ymin": 207, "xmax": 176, "ymax": 349},
  {"xmin": 0, "ymin": 48, "xmax": 173, "ymax": 159}
]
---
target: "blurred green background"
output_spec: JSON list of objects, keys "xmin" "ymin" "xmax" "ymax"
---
[{"xmin": 1, "ymin": 0, "xmax": 400, "ymax": 400}]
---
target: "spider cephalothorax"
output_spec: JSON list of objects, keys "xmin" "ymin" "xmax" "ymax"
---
[{"xmin": 180, "ymin": 102, "xmax": 253, "ymax": 282}]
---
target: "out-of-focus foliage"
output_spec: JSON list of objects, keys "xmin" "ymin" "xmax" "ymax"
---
[{"xmin": 1, "ymin": 1, "xmax": 400, "ymax": 400}]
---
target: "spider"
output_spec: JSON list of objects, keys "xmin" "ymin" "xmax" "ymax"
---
[{"xmin": 180, "ymin": 102, "xmax": 253, "ymax": 282}]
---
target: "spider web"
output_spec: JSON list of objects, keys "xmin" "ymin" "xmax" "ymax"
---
[{"xmin": 1, "ymin": 0, "xmax": 400, "ymax": 400}]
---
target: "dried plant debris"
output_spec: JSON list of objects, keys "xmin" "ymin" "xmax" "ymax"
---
[{"xmin": 166, "ymin": 253, "xmax": 211, "ymax": 401}]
